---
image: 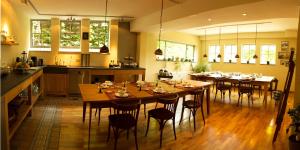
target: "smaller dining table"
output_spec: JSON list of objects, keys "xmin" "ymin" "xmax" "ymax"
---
[
  {"xmin": 190, "ymin": 72, "xmax": 275, "ymax": 105},
  {"xmin": 79, "ymin": 80, "xmax": 212, "ymax": 146}
]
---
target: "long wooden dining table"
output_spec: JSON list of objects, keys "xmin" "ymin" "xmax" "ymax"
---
[
  {"xmin": 79, "ymin": 80, "xmax": 212, "ymax": 146},
  {"xmin": 190, "ymin": 72, "xmax": 274, "ymax": 105}
]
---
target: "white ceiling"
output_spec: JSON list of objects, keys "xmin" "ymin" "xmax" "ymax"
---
[{"xmin": 12, "ymin": 0, "xmax": 300, "ymax": 35}]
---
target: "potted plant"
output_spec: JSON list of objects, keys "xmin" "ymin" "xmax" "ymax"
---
[
  {"xmin": 286, "ymin": 104, "xmax": 300, "ymax": 150},
  {"xmin": 193, "ymin": 62, "xmax": 208, "ymax": 73}
]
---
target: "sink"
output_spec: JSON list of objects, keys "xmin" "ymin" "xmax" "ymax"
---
[{"xmin": 44, "ymin": 65, "xmax": 68, "ymax": 74}]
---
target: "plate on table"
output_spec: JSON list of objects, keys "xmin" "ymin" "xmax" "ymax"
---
[
  {"xmin": 183, "ymin": 85, "xmax": 194, "ymax": 88},
  {"xmin": 153, "ymin": 89, "xmax": 166, "ymax": 93},
  {"xmin": 115, "ymin": 92, "xmax": 129, "ymax": 98}
]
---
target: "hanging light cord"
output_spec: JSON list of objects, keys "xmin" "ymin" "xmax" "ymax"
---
[
  {"xmin": 104, "ymin": 0, "xmax": 108, "ymax": 44},
  {"xmin": 237, "ymin": 24, "xmax": 239, "ymax": 48},
  {"xmin": 158, "ymin": 0, "xmax": 164, "ymax": 49},
  {"xmin": 255, "ymin": 24, "xmax": 257, "ymax": 46},
  {"xmin": 204, "ymin": 29, "xmax": 207, "ymax": 54}
]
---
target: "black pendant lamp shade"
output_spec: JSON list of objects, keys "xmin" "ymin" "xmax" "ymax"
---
[
  {"xmin": 100, "ymin": 0, "xmax": 109, "ymax": 54},
  {"xmin": 253, "ymin": 54, "xmax": 258, "ymax": 59},
  {"xmin": 235, "ymin": 54, "xmax": 240, "ymax": 58},
  {"xmin": 100, "ymin": 44, "xmax": 109, "ymax": 54},
  {"xmin": 155, "ymin": 0, "xmax": 164, "ymax": 56},
  {"xmin": 155, "ymin": 48, "xmax": 163, "ymax": 55},
  {"xmin": 217, "ymin": 54, "xmax": 222, "ymax": 58},
  {"xmin": 203, "ymin": 54, "xmax": 207, "ymax": 58}
]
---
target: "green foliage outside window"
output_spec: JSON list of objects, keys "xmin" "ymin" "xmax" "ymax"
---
[
  {"xmin": 60, "ymin": 21, "xmax": 81, "ymax": 48},
  {"xmin": 89, "ymin": 21, "xmax": 109, "ymax": 50},
  {"xmin": 31, "ymin": 20, "xmax": 51, "ymax": 48}
]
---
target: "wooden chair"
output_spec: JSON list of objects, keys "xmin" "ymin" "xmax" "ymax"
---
[
  {"xmin": 269, "ymin": 78, "xmax": 278, "ymax": 99},
  {"xmin": 94, "ymin": 104, "xmax": 111, "ymax": 126},
  {"xmin": 107, "ymin": 99, "xmax": 141, "ymax": 150},
  {"xmin": 237, "ymin": 79, "xmax": 254, "ymax": 107},
  {"xmin": 214, "ymin": 77, "xmax": 232, "ymax": 103},
  {"xmin": 179, "ymin": 89, "xmax": 205, "ymax": 131},
  {"xmin": 145, "ymin": 94, "xmax": 179, "ymax": 148}
]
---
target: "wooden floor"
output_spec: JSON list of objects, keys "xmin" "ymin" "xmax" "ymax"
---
[{"xmin": 11, "ymin": 90, "xmax": 293, "ymax": 150}]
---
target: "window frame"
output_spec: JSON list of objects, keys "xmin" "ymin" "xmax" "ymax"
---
[
  {"xmin": 156, "ymin": 40, "xmax": 195, "ymax": 62},
  {"xmin": 260, "ymin": 44, "xmax": 276, "ymax": 65},
  {"xmin": 59, "ymin": 20, "xmax": 81, "ymax": 52},
  {"xmin": 208, "ymin": 45, "xmax": 221, "ymax": 63},
  {"xmin": 223, "ymin": 44, "xmax": 237, "ymax": 63},
  {"xmin": 89, "ymin": 20, "xmax": 110, "ymax": 52},
  {"xmin": 29, "ymin": 19, "xmax": 51, "ymax": 51},
  {"xmin": 241, "ymin": 44, "xmax": 256, "ymax": 64}
]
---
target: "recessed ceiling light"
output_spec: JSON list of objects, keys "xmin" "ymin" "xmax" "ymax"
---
[
  {"xmin": 208, "ymin": 18, "xmax": 212, "ymax": 22},
  {"xmin": 242, "ymin": 13, "xmax": 247, "ymax": 16}
]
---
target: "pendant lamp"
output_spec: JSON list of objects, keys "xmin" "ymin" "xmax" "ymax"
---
[
  {"xmin": 235, "ymin": 24, "xmax": 240, "ymax": 59},
  {"xmin": 203, "ymin": 29, "xmax": 207, "ymax": 57},
  {"xmin": 100, "ymin": 0, "xmax": 109, "ymax": 54},
  {"xmin": 253, "ymin": 24, "xmax": 258, "ymax": 59},
  {"xmin": 154, "ymin": 0, "xmax": 164, "ymax": 55}
]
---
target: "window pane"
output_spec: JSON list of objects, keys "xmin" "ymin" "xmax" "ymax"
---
[
  {"xmin": 89, "ymin": 21, "xmax": 109, "ymax": 52},
  {"xmin": 224, "ymin": 45, "xmax": 237, "ymax": 63},
  {"xmin": 241, "ymin": 44, "xmax": 256, "ymax": 64},
  {"xmin": 60, "ymin": 20, "xmax": 81, "ymax": 49},
  {"xmin": 260, "ymin": 45, "xmax": 276, "ymax": 64},
  {"xmin": 30, "ymin": 20, "xmax": 51, "ymax": 49},
  {"xmin": 186, "ymin": 45, "xmax": 195, "ymax": 62},
  {"xmin": 208, "ymin": 45, "xmax": 220, "ymax": 62},
  {"xmin": 156, "ymin": 41, "xmax": 195, "ymax": 62}
]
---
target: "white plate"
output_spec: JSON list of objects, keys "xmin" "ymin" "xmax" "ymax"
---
[
  {"xmin": 115, "ymin": 92, "xmax": 129, "ymax": 98},
  {"xmin": 101, "ymin": 85, "xmax": 109, "ymax": 89},
  {"xmin": 153, "ymin": 89, "xmax": 166, "ymax": 93}
]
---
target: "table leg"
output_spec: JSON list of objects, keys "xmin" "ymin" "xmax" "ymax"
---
[
  {"xmin": 263, "ymin": 83, "xmax": 268, "ymax": 106},
  {"xmin": 83, "ymin": 102, "xmax": 86, "ymax": 122},
  {"xmin": 206, "ymin": 85, "xmax": 210, "ymax": 115},
  {"xmin": 88, "ymin": 104, "xmax": 92, "ymax": 148}
]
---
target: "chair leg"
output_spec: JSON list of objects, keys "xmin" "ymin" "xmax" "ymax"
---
[
  {"xmin": 107, "ymin": 122, "xmax": 111, "ymax": 142},
  {"xmin": 113, "ymin": 128, "xmax": 119, "ymax": 150},
  {"xmin": 98, "ymin": 108, "xmax": 101, "ymax": 126},
  {"xmin": 172, "ymin": 118, "xmax": 177, "ymax": 140},
  {"xmin": 237, "ymin": 93, "xmax": 240, "ymax": 106},
  {"xmin": 248, "ymin": 94, "xmax": 250, "ymax": 107},
  {"xmin": 134, "ymin": 127, "xmax": 139, "ymax": 150},
  {"xmin": 229, "ymin": 90, "xmax": 231, "ymax": 103},
  {"xmin": 189, "ymin": 110, "xmax": 192, "ymax": 121},
  {"xmin": 95, "ymin": 108, "xmax": 97, "ymax": 116},
  {"xmin": 159, "ymin": 122, "xmax": 164, "ymax": 148},
  {"xmin": 144, "ymin": 104, "xmax": 146, "ymax": 118},
  {"xmin": 179, "ymin": 106, "xmax": 185, "ymax": 124},
  {"xmin": 200, "ymin": 105, "xmax": 205, "ymax": 125},
  {"xmin": 145, "ymin": 115, "xmax": 150, "ymax": 136},
  {"xmin": 222, "ymin": 91, "xmax": 225, "ymax": 103},
  {"xmin": 214, "ymin": 90, "xmax": 218, "ymax": 102},
  {"xmin": 193, "ymin": 110, "xmax": 196, "ymax": 131}
]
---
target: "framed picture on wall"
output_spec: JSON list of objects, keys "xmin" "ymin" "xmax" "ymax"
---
[
  {"xmin": 278, "ymin": 52, "xmax": 289, "ymax": 59},
  {"xmin": 281, "ymin": 41, "xmax": 289, "ymax": 51}
]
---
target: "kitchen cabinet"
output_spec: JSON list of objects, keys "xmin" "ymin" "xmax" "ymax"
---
[
  {"xmin": 44, "ymin": 73, "xmax": 68, "ymax": 96},
  {"xmin": 68, "ymin": 69, "xmax": 91, "ymax": 94},
  {"xmin": 43, "ymin": 66, "xmax": 68, "ymax": 96}
]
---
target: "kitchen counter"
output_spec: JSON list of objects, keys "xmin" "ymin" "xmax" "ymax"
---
[
  {"xmin": 1, "ymin": 67, "xmax": 43, "ymax": 96},
  {"xmin": 67, "ymin": 66, "xmax": 145, "ymax": 70}
]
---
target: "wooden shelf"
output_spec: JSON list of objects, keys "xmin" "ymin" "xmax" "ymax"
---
[
  {"xmin": 1, "ymin": 41, "xmax": 19, "ymax": 46},
  {"xmin": 9, "ymin": 104, "xmax": 32, "ymax": 140}
]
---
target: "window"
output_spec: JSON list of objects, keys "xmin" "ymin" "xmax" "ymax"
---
[
  {"xmin": 60, "ymin": 20, "xmax": 81, "ymax": 52},
  {"xmin": 224, "ymin": 45, "xmax": 237, "ymax": 63},
  {"xmin": 260, "ymin": 45, "xmax": 276, "ymax": 64},
  {"xmin": 208, "ymin": 45, "xmax": 220, "ymax": 62},
  {"xmin": 241, "ymin": 44, "xmax": 256, "ymax": 64},
  {"xmin": 157, "ymin": 41, "xmax": 195, "ymax": 62},
  {"xmin": 30, "ymin": 20, "xmax": 51, "ymax": 51},
  {"xmin": 89, "ymin": 21, "xmax": 109, "ymax": 52}
]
